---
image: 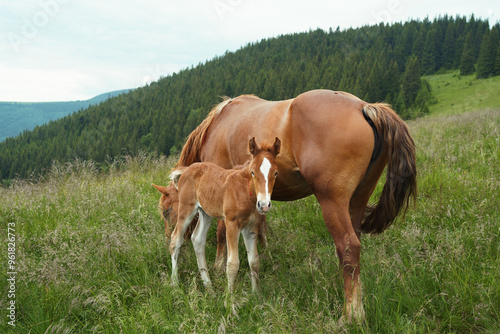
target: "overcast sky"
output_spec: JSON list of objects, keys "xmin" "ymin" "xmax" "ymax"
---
[{"xmin": 1, "ymin": 0, "xmax": 498, "ymax": 102}]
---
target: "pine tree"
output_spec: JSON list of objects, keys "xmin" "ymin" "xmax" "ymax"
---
[
  {"xmin": 414, "ymin": 79, "xmax": 433, "ymax": 115},
  {"xmin": 412, "ymin": 30, "xmax": 426, "ymax": 60},
  {"xmin": 366, "ymin": 63, "xmax": 383, "ymax": 102},
  {"xmin": 421, "ymin": 30, "xmax": 437, "ymax": 74},
  {"xmin": 477, "ymin": 33, "xmax": 494, "ymax": 78},
  {"xmin": 477, "ymin": 29, "xmax": 499, "ymax": 78},
  {"xmin": 402, "ymin": 56, "xmax": 422, "ymax": 107},
  {"xmin": 384, "ymin": 60, "xmax": 400, "ymax": 103},
  {"xmin": 494, "ymin": 45, "xmax": 500, "ymax": 76},
  {"xmin": 442, "ymin": 24, "xmax": 456, "ymax": 69},
  {"xmin": 459, "ymin": 32, "xmax": 475, "ymax": 75},
  {"xmin": 393, "ymin": 89, "xmax": 406, "ymax": 116},
  {"xmin": 453, "ymin": 34, "xmax": 465, "ymax": 68}
]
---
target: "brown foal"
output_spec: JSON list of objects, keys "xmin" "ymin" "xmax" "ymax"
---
[{"xmin": 168, "ymin": 137, "xmax": 281, "ymax": 293}]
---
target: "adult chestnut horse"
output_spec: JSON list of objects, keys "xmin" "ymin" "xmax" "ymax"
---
[{"xmin": 171, "ymin": 89, "xmax": 417, "ymax": 322}]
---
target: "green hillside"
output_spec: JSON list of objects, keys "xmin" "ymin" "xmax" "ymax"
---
[
  {"xmin": 0, "ymin": 89, "xmax": 131, "ymax": 142},
  {"xmin": 1, "ymin": 15, "xmax": 499, "ymax": 181},
  {"xmin": 426, "ymin": 71, "xmax": 500, "ymax": 114}
]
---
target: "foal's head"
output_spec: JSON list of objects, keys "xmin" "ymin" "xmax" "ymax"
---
[
  {"xmin": 153, "ymin": 183, "xmax": 197, "ymax": 240},
  {"xmin": 152, "ymin": 183, "xmax": 179, "ymax": 235},
  {"xmin": 248, "ymin": 137, "xmax": 281, "ymax": 214}
]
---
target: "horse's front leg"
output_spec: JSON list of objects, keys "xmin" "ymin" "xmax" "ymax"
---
[
  {"xmin": 191, "ymin": 210, "xmax": 213, "ymax": 289},
  {"xmin": 242, "ymin": 222, "xmax": 260, "ymax": 293},
  {"xmin": 257, "ymin": 215, "xmax": 268, "ymax": 249},
  {"xmin": 225, "ymin": 221, "xmax": 240, "ymax": 293}
]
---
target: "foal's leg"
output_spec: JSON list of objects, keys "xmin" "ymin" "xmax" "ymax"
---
[
  {"xmin": 215, "ymin": 219, "xmax": 227, "ymax": 271},
  {"xmin": 191, "ymin": 210, "xmax": 213, "ymax": 288},
  {"xmin": 170, "ymin": 205, "xmax": 198, "ymax": 285},
  {"xmin": 242, "ymin": 223, "xmax": 260, "ymax": 292},
  {"xmin": 225, "ymin": 221, "xmax": 240, "ymax": 293},
  {"xmin": 215, "ymin": 216, "xmax": 267, "ymax": 272}
]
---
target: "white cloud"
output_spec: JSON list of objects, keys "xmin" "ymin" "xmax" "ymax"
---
[
  {"xmin": 0, "ymin": 67, "xmax": 91, "ymax": 101},
  {"xmin": 1, "ymin": 0, "xmax": 499, "ymax": 101}
]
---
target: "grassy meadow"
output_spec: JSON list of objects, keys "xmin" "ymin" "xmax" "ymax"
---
[
  {"xmin": 425, "ymin": 71, "xmax": 500, "ymax": 115},
  {"xmin": 1, "ymin": 74, "xmax": 499, "ymax": 333}
]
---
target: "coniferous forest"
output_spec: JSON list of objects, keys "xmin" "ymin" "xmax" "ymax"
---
[{"xmin": 1, "ymin": 15, "xmax": 498, "ymax": 181}]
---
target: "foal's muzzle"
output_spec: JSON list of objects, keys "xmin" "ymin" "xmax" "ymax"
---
[{"xmin": 257, "ymin": 200, "xmax": 272, "ymax": 214}]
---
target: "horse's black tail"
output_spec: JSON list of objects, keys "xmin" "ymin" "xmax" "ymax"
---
[{"xmin": 360, "ymin": 103, "xmax": 417, "ymax": 234}]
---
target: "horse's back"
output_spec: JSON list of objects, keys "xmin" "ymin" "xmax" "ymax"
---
[{"xmin": 290, "ymin": 90, "xmax": 367, "ymax": 125}]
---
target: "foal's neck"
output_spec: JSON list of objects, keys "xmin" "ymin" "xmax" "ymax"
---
[
  {"xmin": 235, "ymin": 163, "xmax": 252, "ymax": 179},
  {"xmin": 229, "ymin": 161, "xmax": 255, "ymax": 199}
]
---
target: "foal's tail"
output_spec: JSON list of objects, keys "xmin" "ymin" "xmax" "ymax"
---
[
  {"xmin": 169, "ymin": 167, "xmax": 188, "ymax": 190},
  {"xmin": 360, "ymin": 103, "xmax": 417, "ymax": 234}
]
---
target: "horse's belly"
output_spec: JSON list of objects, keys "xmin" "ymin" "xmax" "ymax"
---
[{"xmin": 272, "ymin": 183, "xmax": 313, "ymax": 201}]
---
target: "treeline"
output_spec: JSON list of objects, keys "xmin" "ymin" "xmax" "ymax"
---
[{"xmin": 1, "ymin": 15, "xmax": 498, "ymax": 181}]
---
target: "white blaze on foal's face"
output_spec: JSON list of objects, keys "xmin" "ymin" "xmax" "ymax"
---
[
  {"xmin": 248, "ymin": 137, "xmax": 281, "ymax": 214},
  {"xmin": 256, "ymin": 157, "xmax": 273, "ymax": 213}
]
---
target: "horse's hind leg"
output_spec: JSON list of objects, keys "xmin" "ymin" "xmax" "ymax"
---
[
  {"xmin": 349, "ymin": 155, "xmax": 387, "ymax": 238},
  {"xmin": 316, "ymin": 195, "xmax": 365, "ymax": 323},
  {"xmin": 170, "ymin": 204, "xmax": 198, "ymax": 285},
  {"xmin": 191, "ymin": 210, "xmax": 213, "ymax": 288}
]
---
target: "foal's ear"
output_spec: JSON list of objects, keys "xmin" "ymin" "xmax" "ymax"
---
[
  {"xmin": 272, "ymin": 137, "xmax": 281, "ymax": 157},
  {"xmin": 248, "ymin": 137, "xmax": 258, "ymax": 156},
  {"xmin": 152, "ymin": 183, "xmax": 169, "ymax": 195}
]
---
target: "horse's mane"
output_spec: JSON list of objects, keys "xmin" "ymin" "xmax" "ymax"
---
[{"xmin": 176, "ymin": 97, "xmax": 233, "ymax": 168}]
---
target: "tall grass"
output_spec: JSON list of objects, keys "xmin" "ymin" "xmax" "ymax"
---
[{"xmin": 1, "ymin": 109, "xmax": 499, "ymax": 333}]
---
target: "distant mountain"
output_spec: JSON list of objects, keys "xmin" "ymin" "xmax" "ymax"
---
[{"xmin": 0, "ymin": 89, "xmax": 131, "ymax": 141}]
